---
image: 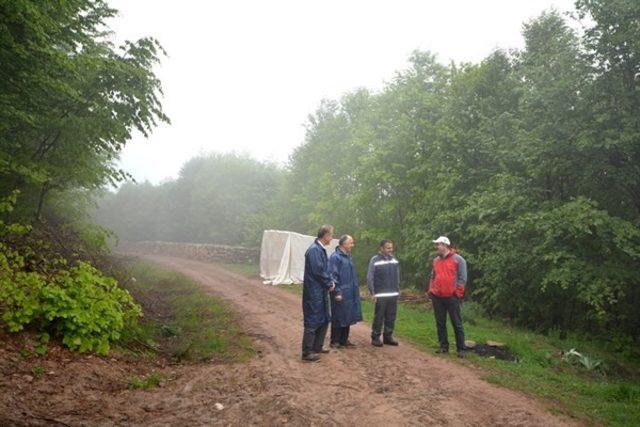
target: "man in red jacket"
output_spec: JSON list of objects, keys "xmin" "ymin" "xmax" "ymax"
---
[{"xmin": 427, "ymin": 236, "xmax": 468, "ymax": 358}]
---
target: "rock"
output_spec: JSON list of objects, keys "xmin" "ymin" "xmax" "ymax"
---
[
  {"xmin": 486, "ymin": 340, "xmax": 505, "ymax": 348},
  {"xmin": 24, "ymin": 375, "xmax": 34, "ymax": 382},
  {"xmin": 47, "ymin": 371, "xmax": 55, "ymax": 375},
  {"xmin": 464, "ymin": 340, "xmax": 476, "ymax": 349},
  {"xmin": 214, "ymin": 402, "xmax": 224, "ymax": 411}
]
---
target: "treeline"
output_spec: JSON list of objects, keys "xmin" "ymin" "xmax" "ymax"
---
[
  {"xmin": 0, "ymin": 1, "xmax": 167, "ymax": 353},
  {"xmin": 277, "ymin": 3, "xmax": 640, "ymax": 340},
  {"xmin": 99, "ymin": 1, "xmax": 640, "ymax": 342},
  {"xmin": 96, "ymin": 153, "xmax": 283, "ymax": 245},
  {"xmin": 276, "ymin": 3, "xmax": 640, "ymax": 340}
]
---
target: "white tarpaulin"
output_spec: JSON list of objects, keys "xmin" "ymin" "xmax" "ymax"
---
[{"xmin": 260, "ymin": 230, "xmax": 338, "ymax": 285}]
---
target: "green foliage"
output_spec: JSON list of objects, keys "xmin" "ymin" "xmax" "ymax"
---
[
  {"xmin": 127, "ymin": 373, "xmax": 163, "ymax": 390},
  {"xmin": 0, "ymin": 0, "xmax": 168, "ymax": 222},
  {"xmin": 263, "ymin": 3, "xmax": 640, "ymax": 341},
  {"xmin": 31, "ymin": 365, "xmax": 45, "ymax": 377},
  {"xmin": 562, "ymin": 348, "xmax": 605, "ymax": 373},
  {"xmin": 0, "ymin": 1, "xmax": 164, "ymax": 355},
  {"xmin": 0, "ymin": 194, "xmax": 141, "ymax": 355},
  {"xmin": 120, "ymin": 260, "xmax": 254, "ymax": 363},
  {"xmin": 92, "ymin": 0, "xmax": 640, "ymax": 343}
]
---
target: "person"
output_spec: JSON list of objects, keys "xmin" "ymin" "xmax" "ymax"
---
[
  {"xmin": 427, "ymin": 236, "xmax": 467, "ymax": 358},
  {"xmin": 367, "ymin": 239, "xmax": 400, "ymax": 347},
  {"xmin": 301, "ymin": 224, "xmax": 336, "ymax": 362},
  {"xmin": 328, "ymin": 235, "xmax": 363, "ymax": 348}
]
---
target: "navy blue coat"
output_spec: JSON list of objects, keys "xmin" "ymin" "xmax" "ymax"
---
[
  {"xmin": 302, "ymin": 239, "xmax": 333, "ymax": 328},
  {"xmin": 329, "ymin": 247, "xmax": 363, "ymax": 327}
]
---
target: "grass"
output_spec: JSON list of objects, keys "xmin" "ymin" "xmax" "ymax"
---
[
  {"xmin": 31, "ymin": 365, "xmax": 44, "ymax": 377},
  {"xmin": 128, "ymin": 372, "xmax": 164, "ymax": 390},
  {"xmin": 275, "ymin": 278, "xmax": 640, "ymax": 426},
  {"xmin": 362, "ymin": 297, "xmax": 640, "ymax": 426},
  {"xmin": 215, "ymin": 261, "xmax": 260, "ymax": 278},
  {"xmin": 119, "ymin": 260, "xmax": 254, "ymax": 363}
]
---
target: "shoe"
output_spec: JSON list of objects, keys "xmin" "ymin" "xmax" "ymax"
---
[
  {"xmin": 342, "ymin": 341, "xmax": 356, "ymax": 348},
  {"xmin": 301, "ymin": 353, "xmax": 320, "ymax": 362},
  {"xmin": 371, "ymin": 337, "xmax": 383, "ymax": 347},
  {"xmin": 330, "ymin": 342, "xmax": 341, "ymax": 349},
  {"xmin": 435, "ymin": 348, "xmax": 449, "ymax": 354},
  {"xmin": 316, "ymin": 348, "xmax": 330, "ymax": 354},
  {"xmin": 383, "ymin": 336, "xmax": 399, "ymax": 346},
  {"xmin": 457, "ymin": 351, "xmax": 466, "ymax": 358}
]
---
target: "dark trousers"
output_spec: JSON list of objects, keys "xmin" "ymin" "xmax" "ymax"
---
[
  {"xmin": 301, "ymin": 323, "xmax": 329, "ymax": 356},
  {"xmin": 331, "ymin": 323, "xmax": 350, "ymax": 345},
  {"xmin": 431, "ymin": 295, "xmax": 465, "ymax": 352},
  {"xmin": 371, "ymin": 296, "xmax": 398, "ymax": 339}
]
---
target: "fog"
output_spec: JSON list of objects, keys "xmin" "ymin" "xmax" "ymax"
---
[{"xmin": 108, "ymin": 0, "xmax": 577, "ymax": 184}]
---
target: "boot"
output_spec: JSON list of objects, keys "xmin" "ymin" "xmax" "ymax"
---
[
  {"xmin": 383, "ymin": 335, "xmax": 399, "ymax": 346},
  {"xmin": 301, "ymin": 352, "xmax": 321, "ymax": 362}
]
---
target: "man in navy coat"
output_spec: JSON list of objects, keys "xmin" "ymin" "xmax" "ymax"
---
[
  {"xmin": 301, "ymin": 224, "xmax": 336, "ymax": 362},
  {"xmin": 329, "ymin": 234, "xmax": 363, "ymax": 348}
]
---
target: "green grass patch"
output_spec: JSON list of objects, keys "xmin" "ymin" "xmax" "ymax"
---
[
  {"xmin": 365, "ymin": 298, "xmax": 640, "ymax": 426},
  {"xmin": 215, "ymin": 261, "xmax": 260, "ymax": 278},
  {"xmin": 128, "ymin": 372, "xmax": 163, "ymax": 390},
  {"xmin": 275, "ymin": 278, "xmax": 639, "ymax": 426},
  {"xmin": 31, "ymin": 365, "xmax": 44, "ymax": 377},
  {"xmin": 119, "ymin": 260, "xmax": 254, "ymax": 363}
]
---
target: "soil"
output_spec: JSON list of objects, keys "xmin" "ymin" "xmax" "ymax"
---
[{"xmin": 0, "ymin": 254, "xmax": 580, "ymax": 426}]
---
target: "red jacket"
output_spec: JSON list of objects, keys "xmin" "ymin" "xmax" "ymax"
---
[{"xmin": 428, "ymin": 249, "xmax": 467, "ymax": 298}]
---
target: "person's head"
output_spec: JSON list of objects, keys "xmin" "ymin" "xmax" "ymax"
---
[
  {"xmin": 338, "ymin": 234, "xmax": 354, "ymax": 253},
  {"xmin": 432, "ymin": 236, "xmax": 451, "ymax": 256},
  {"xmin": 317, "ymin": 224, "xmax": 334, "ymax": 245},
  {"xmin": 379, "ymin": 239, "xmax": 393, "ymax": 256}
]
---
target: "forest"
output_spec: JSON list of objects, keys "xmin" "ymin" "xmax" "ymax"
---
[
  {"xmin": 1, "ymin": 0, "xmax": 639, "ymax": 355},
  {"xmin": 96, "ymin": 1, "xmax": 640, "ymax": 343}
]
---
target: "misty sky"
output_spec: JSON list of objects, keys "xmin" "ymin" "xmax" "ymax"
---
[{"xmin": 108, "ymin": 0, "xmax": 578, "ymax": 184}]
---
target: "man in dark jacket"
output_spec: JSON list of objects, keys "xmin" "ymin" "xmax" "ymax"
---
[
  {"xmin": 367, "ymin": 239, "xmax": 400, "ymax": 347},
  {"xmin": 329, "ymin": 235, "xmax": 363, "ymax": 348},
  {"xmin": 428, "ymin": 236, "xmax": 467, "ymax": 358},
  {"xmin": 301, "ymin": 224, "xmax": 336, "ymax": 362}
]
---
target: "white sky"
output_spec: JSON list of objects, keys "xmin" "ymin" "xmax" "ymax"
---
[{"xmin": 109, "ymin": 0, "xmax": 578, "ymax": 184}]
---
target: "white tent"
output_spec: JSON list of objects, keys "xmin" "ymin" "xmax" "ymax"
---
[{"xmin": 260, "ymin": 230, "xmax": 338, "ymax": 285}]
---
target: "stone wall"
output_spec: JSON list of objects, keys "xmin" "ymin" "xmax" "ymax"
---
[{"xmin": 117, "ymin": 241, "xmax": 259, "ymax": 264}]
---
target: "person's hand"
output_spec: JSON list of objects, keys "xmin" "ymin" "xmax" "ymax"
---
[{"xmin": 335, "ymin": 294, "xmax": 343, "ymax": 302}]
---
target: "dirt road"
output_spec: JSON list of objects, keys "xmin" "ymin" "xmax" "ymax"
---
[
  {"xmin": 129, "ymin": 255, "xmax": 574, "ymax": 426},
  {"xmin": 1, "ymin": 254, "xmax": 577, "ymax": 426}
]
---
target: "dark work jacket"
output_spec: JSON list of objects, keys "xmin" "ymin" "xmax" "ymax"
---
[
  {"xmin": 329, "ymin": 247, "xmax": 363, "ymax": 327},
  {"xmin": 302, "ymin": 239, "xmax": 333, "ymax": 327},
  {"xmin": 366, "ymin": 253, "xmax": 400, "ymax": 297}
]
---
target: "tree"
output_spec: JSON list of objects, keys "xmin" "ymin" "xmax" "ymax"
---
[{"xmin": 0, "ymin": 0, "xmax": 168, "ymax": 222}]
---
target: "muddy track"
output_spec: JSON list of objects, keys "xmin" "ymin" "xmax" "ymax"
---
[{"xmin": 130, "ymin": 254, "xmax": 577, "ymax": 426}]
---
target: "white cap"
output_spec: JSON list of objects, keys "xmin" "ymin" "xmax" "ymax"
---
[{"xmin": 432, "ymin": 236, "xmax": 451, "ymax": 246}]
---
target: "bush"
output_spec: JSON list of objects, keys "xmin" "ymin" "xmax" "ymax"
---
[{"xmin": 0, "ymin": 194, "xmax": 141, "ymax": 355}]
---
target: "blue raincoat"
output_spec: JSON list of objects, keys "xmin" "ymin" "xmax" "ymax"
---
[
  {"xmin": 302, "ymin": 239, "xmax": 333, "ymax": 328},
  {"xmin": 329, "ymin": 247, "xmax": 363, "ymax": 327}
]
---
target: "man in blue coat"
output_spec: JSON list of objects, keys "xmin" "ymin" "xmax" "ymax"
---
[
  {"xmin": 329, "ymin": 235, "xmax": 363, "ymax": 348},
  {"xmin": 301, "ymin": 224, "xmax": 336, "ymax": 362}
]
